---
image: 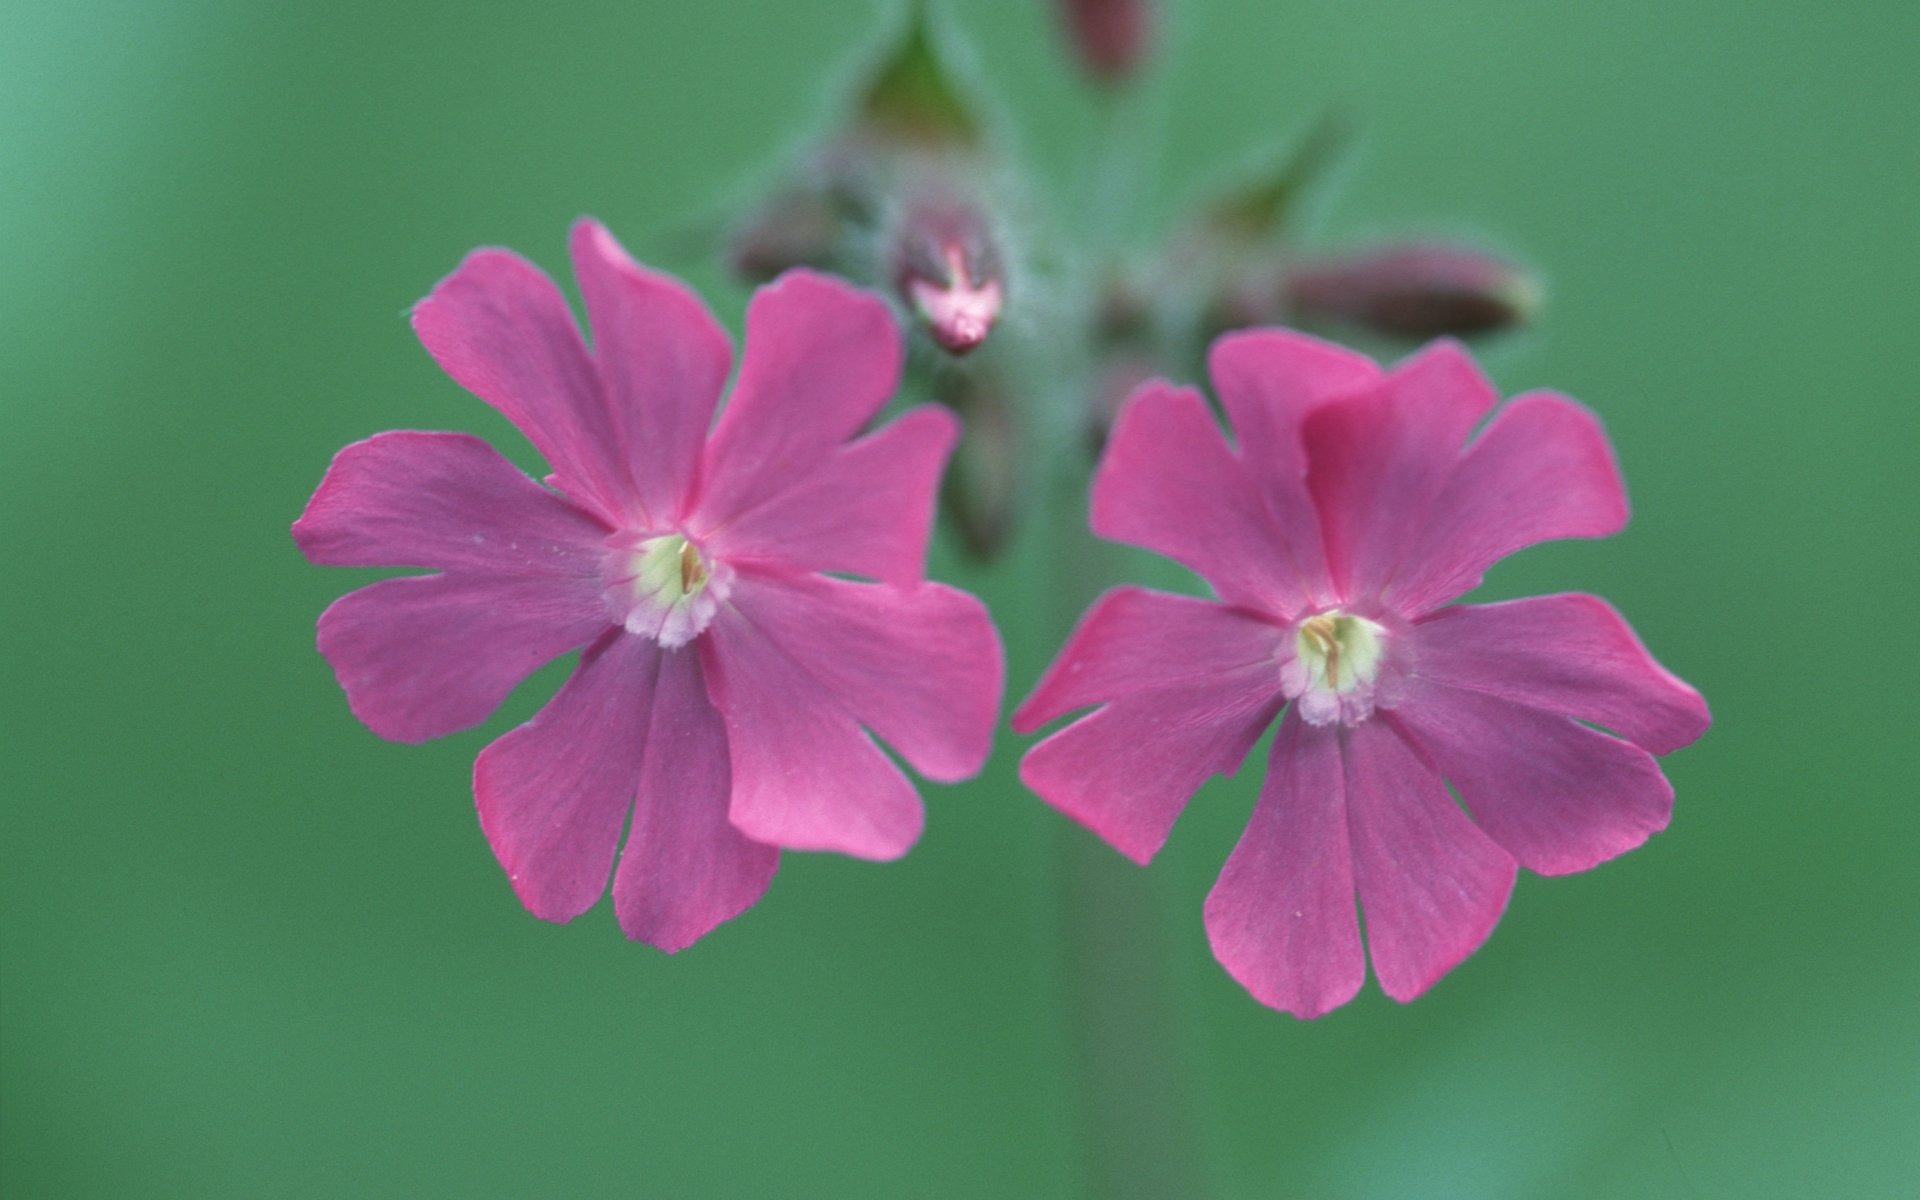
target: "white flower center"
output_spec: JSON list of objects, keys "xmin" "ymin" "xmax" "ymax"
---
[
  {"xmin": 604, "ymin": 534, "xmax": 732, "ymax": 648},
  {"xmin": 1281, "ymin": 610, "xmax": 1388, "ymax": 726}
]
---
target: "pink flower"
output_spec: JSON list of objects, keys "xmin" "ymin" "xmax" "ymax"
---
[
  {"xmin": 294, "ymin": 219, "xmax": 1003, "ymax": 950},
  {"xmin": 1015, "ymin": 330, "xmax": 1708, "ymax": 1017}
]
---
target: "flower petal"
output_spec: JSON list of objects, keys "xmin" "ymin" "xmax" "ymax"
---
[
  {"xmin": 725, "ymin": 570, "xmax": 1002, "ymax": 782},
  {"xmin": 700, "ymin": 405, "xmax": 958, "ymax": 585},
  {"xmin": 1347, "ymin": 717, "xmax": 1516, "ymax": 1003},
  {"xmin": 1092, "ymin": 382, "xmax": 1315, "ymax": 616},
  {"xmin": 1209, "ymin": 329, "xmax": 1380, "ymax": 603},
  {"xmin": 315, "ymin": 573, "xmax": 609, "ymax": 743},
  {"xmin": 1386, "ymin": 392, "xmax": 1628, "ymax": 614},
  {"xmin": 1393, "ymin": 683, "xmax": 1674, "ymax": 876},
  {"xmin": 1412, "ymin": 593, "xmax": 1709, "ymax": 754},
  {"xmin": 410, "ymin": 246, "xmax": 632, "ymax": 524},
  {"xmin": 695, "ymin": 271, "xmax": 904, "ymax": 527},
  {"xmin": 1203, "ymin": 713, "xmax": 1364, "ymax": 1019},
  {"xmin": 1303, "ymin": 340, "xmax": 1497, "ymax": 603},
  {"xmin": 701, "ymin": 607, "xmax": 924, "ymax": 860},
  {"xmin": 1013, "ymin": 586, "xmax": 1285, "ymax": 732},
  {"xmin": 472, "ymin": 631, "xmax": 658, "ymax": 924},
  {"xmin": 292, "ymin": 430, "xmax": 610, "ymax": 573},
  {"xmin": 1018, "ymin": 667, "xmax": 1284, "ymax": 865},
  {"xmin": 611, "ymin": 645, "xmax": 779, "ymax": 951},
  {"xmin": 569, "ymin": 219, "xmax": 733, "ymax": 528}
]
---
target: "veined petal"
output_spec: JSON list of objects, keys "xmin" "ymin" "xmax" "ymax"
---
[
  {"xmin": 1412, "ymin": 593, "xmax": 1709, "ymax": 755},
  {"xmin": 701, "ymin": 406, "xmax": 958, "ymax": 585},
  {"xmin": 1394, "ymin": 683, "xmax": 1673, "ymax": 876},
  {"xmin": 725, "ymin": 571, "xmax": 1001, "ymax": 782},
  {"xmin": 612, "ymin": 645, "xmax": 778, "ymax": 951},
  {"xmin": 1386, "ymin": 392, "xmax": 1628, "ymax": 614},
  {"xmin": 1019, "ymin": 668, "xmax": 1283, "ymax": 866},
  {"xmin": 1347, "ymin": 718, "xmax": 1516, "ymax": 1003},
  {"xmin": 1304, "ymin": 340, "xmax": 1497, "ymax": 603},
  {"xmin": 570, "ymin": 219, "xmax": 734, "ymax": 528},
  {"xmin": 410, "ymin": 247, "xmax": 632, "ymax": 524},
  {"xmin": 1013, "ymin": 586, "xmax": 1285, "ymax": 732},
  {"xmin": 701, "ymin": 606, "xmax": 924, "ymax": 861},
  {"xmin": 473, "ymin": 632, "xmax": 659, "ymax": 924},
  {"xmin": 1092, "ymin": 382, "xmax": 1314, "ymax": 615},
  {"xmin": 1209, "ymin": 329, "xmax": 1379, "ymax": 603},
  {"xmin": 292, "ymin": 430, "xmax": 610, "ymax": 574},
  {"xmin": 1204, "ymin": 713, "xmax": 1364, "ymax": 1019},
  {"xmin": 695, "ymin": 271, "xmax": 904, "ymax": 528},
  {"xmin": 315, "ymin": 573, "xmax": 608, "ymax": 743}
]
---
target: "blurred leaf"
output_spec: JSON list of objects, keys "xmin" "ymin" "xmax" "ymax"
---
[
  {"xmin": 1201, "ymin": 110, "xmax": 1354, "ymax": 241},
  {"xmin": 857, "ymin": 3, "xmax": 982, "ymax": 150}
]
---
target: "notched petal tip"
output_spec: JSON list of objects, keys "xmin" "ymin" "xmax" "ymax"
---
[
  {"xmin": 1389, "ymin": 337, "xmax": 1497, "ymax": 409},
  {"xmin": 1207, "ymin": 325, "xmax": 1378, "ymax": 380},
  {"xmin": 759, "ymin": 267, "xmax": 906, "ymax": 382},
  {"xmin": 1017, "ymin": 743, "xmax": 1164, "ymax": 866},
  {"xmin": 409, "ymin": 245, "xmax": 544, "ymax": 325},
  {"xmin": 1087, "ymin": 379, "xmax": 1207, "ymax": 538},
  {"xmin": 1503, "ymin": 390, "xmax": 1631, "ymax": 534}
]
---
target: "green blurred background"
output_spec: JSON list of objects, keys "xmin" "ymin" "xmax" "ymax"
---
[{"xmin": 4, "ymin": 0, "xmax": 1914, "ymax": 1195}]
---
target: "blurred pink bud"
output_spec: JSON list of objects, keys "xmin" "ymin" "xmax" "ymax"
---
[
  {"xmin": 931, "ymin": 363, "xmax": 1021, "ymax": 559},
  {"xmin": 727, "ymin": 187, "xmax": 847, "ymax": 281},
  {"xmin": 1086, "ymin": 350, "xmax": 1158, "ymax": 454},
  {"xmin": 1057, "ymin": 0, "xmax": 1154, "ymax": 86},
  {"xmin": 893, "ymin": 200, "xmax": 1005, "ymax": 355},
  {"xmin": 1286, "ymin": 244, "xmax": 1540, "ymax": 338}
]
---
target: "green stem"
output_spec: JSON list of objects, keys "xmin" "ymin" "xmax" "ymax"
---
[{"xmin": 1044, "ymin": 470, "xmax": 1214, "ymax": 1200}]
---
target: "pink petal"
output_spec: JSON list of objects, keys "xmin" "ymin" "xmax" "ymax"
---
[
  {"xmin": 1392, "ymin": 683, "xmax": 1673, "ymax": 876},
  {"xmin": 1203, "ymin": 713, "xmax": 1364, "ymax": 1019},
  {"xmin": 611, "ymin": 645, "xmax": 779, "ymax": 952},
  {"xmin": 1016, "ymin": 596, "xmax": 1286, "ymax": 865},
  {"xmin": 1208, "ymin": 329, "xmax": 1381, "ymax": 604},
  {"xmin": 1412, "ymin": 593, "xmax": 1709, "ymax": 755},
  {"xmin": 569, "ymin": 219, "xmax": 733, "ymax": 528},
  {"xmin": 700, "ymin": 406, "xmax": 958, "ymax": 585},
  {"xmin": 315, "ymin": 573, "xmax": 609, "ymax": 743},
  {"xmin": 695, "ymin": 271, "xmax": 904, "ymax": 527},
  {"xmin": 292, "ymin": 430, "xmax": 610, "ymax": 573},
  {"xmin": 1013, "ymin": 586, "xmax": 1285, "ymax": 732},
  {"xmin": 472, "ymin": 632, "xmax": 658, "ymax": 924},
  {"xmin": 411, "ymin": 246, "xmax": 633, "ymax": 525},
  {"xmin": 1303, "ymin": 340, "xmax": 1497, "ymax": 603},
  {"xmin": 725, "ymin": 570, "xmax": 1002, "ymax": 782},
  {"xmin": 1346, "ymin": 717, "xmax": 1516, "ymax": 1003},
  {"xmin": 700, "ymin": 606, "xmax": 925, "ymax": 860},
  {"xmin": 1385, "ymin": 392, "xmax": 1629, "ymax": 614},
  {"xmin": 1091, "ymin": 382, "xmax": 1315, "ymax": 616}
]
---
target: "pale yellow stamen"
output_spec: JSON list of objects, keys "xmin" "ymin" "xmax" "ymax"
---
[
  {"xmin": 1286, "ymin": 610, "xmax": 1388, "ymax": 726},
  {"xmin": 678, "ymin": 538, "xmax": 707, "ymax": 593},
  {"xmin": 610, "ymin": 533, "xmax": 731, "ymax": 648}
]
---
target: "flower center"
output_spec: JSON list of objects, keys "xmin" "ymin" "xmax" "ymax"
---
[
  {"xmin": 604, "ymin": 533, "xmax": 733, "ymax": 649},
  {"xmin": 1282, "ymin": 610, "xmax": 1389, "ymax": 727}
]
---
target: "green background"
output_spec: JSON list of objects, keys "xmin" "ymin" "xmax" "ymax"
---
[{"xmin": 4, "ymin": 0, "xmax": 1913, "ymax": 1196}]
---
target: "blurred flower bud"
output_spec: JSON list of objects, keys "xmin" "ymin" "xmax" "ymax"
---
[
  {"xmin": 1199, "ymin": 262, "xmax": 1288, "ymax": 339},
  {"xmin": 1285, "ymin": 243, "xmax": 1540, "ymax": 338},
  {"xmin": 727, "ymin": 186, "xmax": 848, "ymax": 281},
  {"xmin": 932, "ymin": 364, "xmax": 1021, "ymax": 560},
  {"xmin": 892, "ymin": 195, "xmax": 1005, "ymax": 355},
  {"xmin": 1082, "ymin": 273, "xmax": 1157, "ymax": 451},
  {"xmin": 1085, "ymin": 350, "xmax": 1158, "ymax": 456},
  {"xmin": 1056, "ymin": 0, "xmax": 1154, "ymax": 87}
]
